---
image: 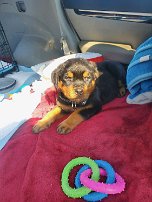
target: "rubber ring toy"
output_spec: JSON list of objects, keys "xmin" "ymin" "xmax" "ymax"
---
[
  {"xmin": 61, "ymin": 157, "xmax": 100, "ymax": 198},
  {"xmin": 80, "ymin": 168, "xmax": 125, "ymax": 194},
  {"xmin": 75, "ymin": 160, "xmax": 115, "ymax": 202}
]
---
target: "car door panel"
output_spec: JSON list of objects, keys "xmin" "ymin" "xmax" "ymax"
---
[{"xmin": 62, "ymin": 0, "xmax": 152, "ymax": 63}]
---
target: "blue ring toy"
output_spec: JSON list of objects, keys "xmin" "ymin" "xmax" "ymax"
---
[{"xmin": 75, "ymin": 160, "xmax": 115, "ymax": 202}]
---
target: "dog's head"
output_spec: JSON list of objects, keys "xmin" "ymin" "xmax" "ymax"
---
[{"xmin": 51, "ymin": 58, "xmax": 101, "ymax": 102}]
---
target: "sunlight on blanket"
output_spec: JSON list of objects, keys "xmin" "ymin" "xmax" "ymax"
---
[{"xmin": 0, "ymin": 79, "xmax": 52, "ymax": 150}]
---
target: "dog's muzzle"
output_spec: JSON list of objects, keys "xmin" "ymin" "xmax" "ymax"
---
[
  {"xmin": 74, "ymin": 83, "xmax": 84, "ymax": 96},
  {"xmin": 74, "ymin": 88, "xmax": 83, "ymax": 96}
]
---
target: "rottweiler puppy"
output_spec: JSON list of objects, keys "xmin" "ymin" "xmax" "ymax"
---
[{"xmin": 33, "ymin": 58, "xmax": 126, "ymax": 134}]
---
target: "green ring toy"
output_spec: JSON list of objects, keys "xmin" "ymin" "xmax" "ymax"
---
[{"xmin": 61, "ymin": 157, "xmax": 100, "ymax": 198}]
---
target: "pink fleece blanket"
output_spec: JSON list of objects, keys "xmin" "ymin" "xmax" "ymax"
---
[{"xmin": 0, "ymin": 88, "xmax": 152, "ymax": 202}]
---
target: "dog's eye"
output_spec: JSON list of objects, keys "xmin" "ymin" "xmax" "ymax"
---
[
  {"xmin": 64, "ymin": 71, "xmax": 74, "ymax": 82},
  {"xmin": 64, "ymin": 75, "xmax": 73, "ymax": 82},
  {"xmin": 83, "ymin": 71, "xmax": 91, "ymax": 81},
  {"xmin": 83, "ymin": 76, "xmax": 91, "ymax": 81}
]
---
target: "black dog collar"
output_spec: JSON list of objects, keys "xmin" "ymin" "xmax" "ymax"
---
[{"xmin": 58, "ymin": 94, "xmax": 87, "ymax": 109}]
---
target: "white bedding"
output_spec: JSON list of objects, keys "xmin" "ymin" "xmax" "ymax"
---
[
  {"xmin": 0, "ymin": 87, "xmax": 41, "ymax": 150},
  {"xmin": 0, "ymin": 79, "xmax": 51, "ymax": 150}
]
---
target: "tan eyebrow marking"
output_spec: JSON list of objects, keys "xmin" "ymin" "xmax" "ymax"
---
[
  {"xmin": 83, "ymin": 71, "xmax": 90, "ymax": 78},
  {"xmin": 67, "ymin": 71, "xmax": 73, "ymax": 78}
]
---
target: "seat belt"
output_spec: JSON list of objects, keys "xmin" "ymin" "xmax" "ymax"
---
[{"xmin": 54, "ymin": 0, "xmax": 72, "ymax": 55}]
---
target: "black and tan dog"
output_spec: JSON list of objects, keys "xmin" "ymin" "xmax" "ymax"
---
[{"xmin": 33, "ymin": 58, "xmax": 126, "ymax": 134}]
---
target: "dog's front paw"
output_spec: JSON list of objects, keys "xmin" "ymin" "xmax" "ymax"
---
[
  {"xmin": 57, "ymin": 121, "xmax": 72, "ymax": 134},
  {"xmin": 32, "ymin": 120, "xmax": 51, "ymax": 134}
]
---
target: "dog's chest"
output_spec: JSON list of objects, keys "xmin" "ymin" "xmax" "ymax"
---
[{"xmin": 56, "ymin": 100, "xmax": 76, "ymax": 112}]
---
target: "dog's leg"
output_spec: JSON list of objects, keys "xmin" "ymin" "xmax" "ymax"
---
[
  {"xmin": 32, "ymin": 106, "xmax": 64, "ymax": 133},
  {"xmin": 57, "ymin": 105, "xmax": 100, "ymax": 134},
  {"xmin": 57, "ymin": 110, "xmax": 84, "ymax": 134}
]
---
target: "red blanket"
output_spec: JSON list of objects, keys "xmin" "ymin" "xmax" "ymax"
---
[{"xmin": 0, "ymin": 88, "xmax": 152, "ymax": 202}]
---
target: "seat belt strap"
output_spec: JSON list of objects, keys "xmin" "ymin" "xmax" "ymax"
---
[{"xmin": 55, "ymin": 0, "xmax": 72, "ymax": 55}]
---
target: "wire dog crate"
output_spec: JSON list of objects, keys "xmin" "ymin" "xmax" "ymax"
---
[{"xmin": 0, "ymin": 21, "xmax": 18, "ymax": 78}]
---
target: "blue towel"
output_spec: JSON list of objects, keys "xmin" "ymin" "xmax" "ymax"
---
[{"xmin": 126, "ymin": 37, "xmax": 152, "ymax": 104}]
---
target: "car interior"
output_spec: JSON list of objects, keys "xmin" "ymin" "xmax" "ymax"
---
[
  {"xmin": 0, "ymin": 0, "xmax": 152, "ymax": 202},
  {"xmin": 0, "ymin": 0, "xmax": 152, "ymax": 66}
]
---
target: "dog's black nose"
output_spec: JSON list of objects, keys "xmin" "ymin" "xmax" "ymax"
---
[{"xmin": 75, "ymin": 88, "xmax": 83, "ymax": 95}]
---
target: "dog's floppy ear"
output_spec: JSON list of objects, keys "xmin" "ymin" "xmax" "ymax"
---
[
  {"xmin": 88, "ymin": 61, "xmax": 103, "ymax": 79},
  {"xmin": 51, "ymin": 68, "xmax": 59, "ymax": 88},
  {"xmin": 51, "ymin": 65, "xmax": 63, "ymax": 88},
  {"xmin": 51, "ymin": 62, "xmax": 66, "ymax": 88}
]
